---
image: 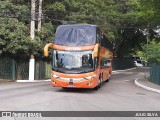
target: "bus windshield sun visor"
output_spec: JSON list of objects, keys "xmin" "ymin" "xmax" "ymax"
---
[{"xmin": 54, "ymin": 24, "xmax": 96, "ymax": 46}]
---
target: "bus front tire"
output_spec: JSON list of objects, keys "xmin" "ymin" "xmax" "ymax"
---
[
  {"xmin": 105, "ymin": 74, "xmax": 111, "ymax": 82},
  {"xmin": 94, "ymin": 75, "xmax": 103, "ymax": 90}
]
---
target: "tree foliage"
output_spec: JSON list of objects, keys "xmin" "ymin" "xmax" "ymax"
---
[
  {"xmin": 0, "ymin": 0, "xmax": 159, "ymax": 59},
  {"xmin": 143, "ymin": 41, "xmax": 160, "ymax": 64},
  {"xmin": 0, "ymin": 0, "xmax": 55, "ymax": 59},
  {"xmin": 0, "ymin": 0, "xmax": 31, "ymax": 58},
  {"xmin": 0, "ymin": 18, "xmax": 30, "ymax": 56}
]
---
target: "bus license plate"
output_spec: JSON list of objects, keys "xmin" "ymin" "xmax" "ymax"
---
[{"xmin": 69, "ymin": 82, "xmax": 74, "ymax": 87}]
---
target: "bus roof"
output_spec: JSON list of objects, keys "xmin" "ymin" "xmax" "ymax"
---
[{"xmin": 54, "ymin": 24, "xmax": 97, "ymax": 46}]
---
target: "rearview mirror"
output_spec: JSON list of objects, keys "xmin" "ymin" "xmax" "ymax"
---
[{"xmin": 44, "ymin": 43, "xmax": 53, "ymax": 57}]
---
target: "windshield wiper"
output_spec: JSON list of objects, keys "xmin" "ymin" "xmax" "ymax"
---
[
  {"xmin": 79, "ymin": 69, "xmax": 94, "ymax": 73},
  {"xmin": 53, "ymin": 68, "xmax": 67, "ymax": 73}
]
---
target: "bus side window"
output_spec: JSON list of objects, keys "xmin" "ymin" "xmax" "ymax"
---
[
  {"xmin": 101, "ymin": 58, "xmax": 111, "ymax": 68},
  {"xmin": 100, "ymin": 58, "xmax": 105, "ymax": 67},
  {"xmin": 104, "ymin": 59, "xmax": 111, "ymax": 67}
]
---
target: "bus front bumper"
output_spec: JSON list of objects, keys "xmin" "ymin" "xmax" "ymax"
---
[{"xmin": 51, "ymin": 78, "xmax": 97, "ymax": 89}]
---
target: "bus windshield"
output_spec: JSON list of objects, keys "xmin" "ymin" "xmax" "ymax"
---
[{"xmin": 53, "ymin": 50, "xmax": 94, "ymax": 74}]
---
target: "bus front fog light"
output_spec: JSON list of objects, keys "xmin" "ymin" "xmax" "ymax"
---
[
  {"xmin": 52, "ymin": 81, "xmax": 56, "ymax": 84},
  {"xmin": 87, "ymin": 82, "xmax": 92, "ymax": 86}
]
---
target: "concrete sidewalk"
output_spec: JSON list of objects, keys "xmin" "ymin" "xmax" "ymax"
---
[{"xmin": 135, "ymin": 77, "xmax": 160, "ymax": 94}]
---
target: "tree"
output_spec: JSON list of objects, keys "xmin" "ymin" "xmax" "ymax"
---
[
  {"xmin": 0, "ymin": 0, "xmax": 30, "ymax": 58},
  {"xmin": 0, "ymin": 0, "xmax": 160, "ymax": 58},
  {"xmin": 0, "ymin": 0, "xmax": 55, "ymax": 59},
  {"xmin": 143, "ymin": 41, "xmax": 160, "ymax": 64},
  {"xmin": 0, "ymin": 18, "xmax": 30, "ymax": 57}
]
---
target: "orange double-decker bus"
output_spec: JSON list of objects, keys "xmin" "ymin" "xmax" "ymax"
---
[{"xmin": 44, "ymin": 24, "xmax": 113, "ymax": 90}]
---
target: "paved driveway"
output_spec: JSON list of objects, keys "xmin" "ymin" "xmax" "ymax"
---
[{"xmin": 0, "ymin": 67, "xmax": 159, "ymax": 120}]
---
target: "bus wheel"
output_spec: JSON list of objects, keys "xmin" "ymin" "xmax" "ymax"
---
[
  {"xmin": 105, "ymin": 73, "xmax": 111, "ymax": 82},
  {"xmin": 94, "ymin": 75, "xmax": 103, "ymax": 90},
  {"xmin": 100, "ymin": 74, "xmax": 103, "ymax": 86}
]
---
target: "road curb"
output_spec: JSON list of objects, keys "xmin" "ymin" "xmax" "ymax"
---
[{"xmin": 134, "ymin": 78, "xmax": 160, "ymax": 94}]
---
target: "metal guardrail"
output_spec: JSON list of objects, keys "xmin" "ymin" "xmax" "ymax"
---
[
  {"xmin": 150, "ymin": 64, "xmax": 160, "ymax": 85},
  {"xmin": 112, "ymin": 57, "xmax": 135, "ymax": 70},
  {"xmin": 0, "ymin": 57, "xmax": 137, "ymax": 81},
  {"xmin": 0, "ymin": 57, "xmax": 51, "ymax": 80},
  {"xmin": 0, "ymin": 57, "xmax": 15, "ymax": 80}
]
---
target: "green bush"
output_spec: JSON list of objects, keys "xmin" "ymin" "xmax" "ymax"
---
[{"xmin": 143, "ymin": 41, "xmax": 160, "ymax": 64}]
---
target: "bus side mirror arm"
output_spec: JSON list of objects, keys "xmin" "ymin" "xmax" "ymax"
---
[
  {"xmin": 44, "ymin": 43, "xmax": 53, "ymax": 57},
  {"xmin": 93, "ymin": 44, "xmax": 99, "ymax": 57}
]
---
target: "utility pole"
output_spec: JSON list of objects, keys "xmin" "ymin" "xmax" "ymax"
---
[
  {"xmin": 38, "ymin": 0, "xmax": 43, "ymax": 31},
  {"xmin": 29, "ymin": 0, "xmax": 36, "ymax": 81}
]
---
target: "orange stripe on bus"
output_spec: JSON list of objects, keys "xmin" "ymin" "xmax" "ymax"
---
[{"xmin": 52, "ymin": 44, "xmax": 95, "ymax": 51}]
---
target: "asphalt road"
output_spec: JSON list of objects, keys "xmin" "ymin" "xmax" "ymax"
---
[{"xmin": 0, "ymin": 67, "xmax": 160, "ymax": 120}]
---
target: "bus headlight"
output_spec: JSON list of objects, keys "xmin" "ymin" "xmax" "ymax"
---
[
  {"xmin": 85, "ymin": 75, "xmax": 95, "ymax": 80},
  {"xmin": 52, "ymin": 74, "xmax": 59, "ymax": 78}
]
